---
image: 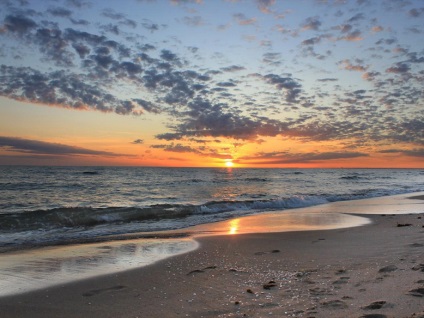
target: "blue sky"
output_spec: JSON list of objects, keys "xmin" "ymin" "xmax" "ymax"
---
[{"xmin": 0, "ymin": 0, "xmax": 423, "ymax": 167}]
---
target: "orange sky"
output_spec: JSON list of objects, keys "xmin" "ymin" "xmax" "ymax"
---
[{"xmin": 0, "ymin": 0, "xmax": 423, "ymax": 168}]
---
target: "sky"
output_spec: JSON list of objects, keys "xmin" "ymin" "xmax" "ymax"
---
[{"xmin": 0, "ymin": 0, "xmax": 423, "ymax": 168}]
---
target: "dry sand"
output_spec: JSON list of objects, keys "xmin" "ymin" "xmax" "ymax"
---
[{"xmin": 1, "ymin": 196, "xmax": 424, "ymax": 318}]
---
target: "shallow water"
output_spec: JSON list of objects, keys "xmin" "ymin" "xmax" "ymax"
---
[
  {"xmin": 0, "ymin": 238, "xmax": 198, "ymax": 297},
  {"xmin": 1, "ymin": 192, "xmax": 422, "ymax": 297}
]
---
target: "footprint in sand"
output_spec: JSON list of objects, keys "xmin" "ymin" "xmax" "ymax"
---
[
  {"xmin": 254, "ymin": 249, "xmax": 280, "ymax": 255},
  {"xmin": 82, "ymin": 285, "xmax": 126, "ymax": 297},
  {"xmin": 362, "ymin": 300, "xmax": 387, "ymax": 310},
  {"xmin": 378, "ymin": 265, "xmax": 397, "ymax": 273},
  {"xmin": 333, "ymin": 277, "xmax": 350, "ymax": 285},
  {"xmin": 412, "ymin": 264, "xmax": 424, "ymax": 272},
  {"xmin": 187, "ymin": 265, "xmax": 217, "ymax": 275},
  {"xmin": 408, "ymin": 288, "xmax": 424, "ymax": 297},
  {"xmin": 320, "ymin": 299, "xmax": 348, "ymax": 309}
]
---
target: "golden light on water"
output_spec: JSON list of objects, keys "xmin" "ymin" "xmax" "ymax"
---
[{"xmin": 228, "ymin": 219, "xmax": 240, "ymax": 235}]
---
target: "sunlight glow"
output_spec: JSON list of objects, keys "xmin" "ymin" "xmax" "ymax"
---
[
  {"xmin": 228, "ymin": 219, "xmax": 240, "ymax": 235},
  {"xmin": 225, "ymin": 160, "xmax": 234, "ymax": 168}
]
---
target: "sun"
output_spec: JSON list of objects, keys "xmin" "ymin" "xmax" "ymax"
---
[{"xmin": 225, "ymin": 160, "xmax": 234, "ymax": 168}]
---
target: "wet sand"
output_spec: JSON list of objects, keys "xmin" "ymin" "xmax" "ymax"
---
[{"xmin": 1, "ymin": 194, "xmax": 424, "ymax": 318}]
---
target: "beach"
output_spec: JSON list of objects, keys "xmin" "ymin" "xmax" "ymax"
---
[{"xmin": 0, "ymin": 194, "xmax": 423, "ymax": 318}]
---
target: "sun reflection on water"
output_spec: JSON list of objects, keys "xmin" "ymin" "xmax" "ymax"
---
[{"xmin": 228, "ymin": 219, "xmax": 240, "ymax": 235}]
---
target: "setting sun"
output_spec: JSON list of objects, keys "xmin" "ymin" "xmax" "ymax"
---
[{"xmin": 225, "ymin": 160, "xmax": 234, "ymax": 168}]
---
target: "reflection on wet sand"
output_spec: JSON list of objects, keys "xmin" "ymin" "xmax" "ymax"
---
[
  {"xmin": 0, "ymin": 238, "xmax": 198, "ymax": 297},
  {"xmin": 185, "ymin": 211, "xmax": 371, "ymax": 236}
]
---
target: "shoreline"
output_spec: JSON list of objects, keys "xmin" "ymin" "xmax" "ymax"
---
[{"xmin": 0, "ymin": 193, "xmax": 424, "ymax": 317}]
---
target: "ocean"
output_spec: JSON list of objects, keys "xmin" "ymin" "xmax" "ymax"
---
[
  {"xmin": 1, "ymin": 167, "xmax": 423, "ymax": 251},
  {"xmin": 1, "ymin": 166, "xmax": 424, "ymax": 296}
]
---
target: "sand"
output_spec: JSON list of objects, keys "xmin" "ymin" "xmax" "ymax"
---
[{"xmin": 1, "ymin": 195, "xmax": 424, "ymax": 318}]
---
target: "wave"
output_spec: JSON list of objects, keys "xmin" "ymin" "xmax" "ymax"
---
[
  {"xmin": 340, "ymin": 174, "xmax": 369, "ymax": 180},
  {"xmin": 1, "ymin": 187, "xmax": 422, "ymax": 251},
  {"xmin": 0, "ymin": 205, "xmax": 196, "ymax": 233},
  {"xmin": 0, "ymin": 188, "xmax": 412, "ymax": 234}
]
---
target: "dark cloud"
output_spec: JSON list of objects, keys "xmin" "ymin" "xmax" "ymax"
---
[
  {"xmin": 255, "ymin": 0, "xmax": 276, "ymax": 14},
  {"xmin": 408, "ymin": 8, "xmax": 424, "ymax": 17},
  {"xmin": 386, "ymin": 62, "xmax": 410, "ymax": 74},
  {"xmin": 2, "ymin": 14, "xmax": 37, "ymax": 34},
  {"xmin": 317, "ymin": 78, "xmax": 338, "ymax": 82},
  {"xmin": 221, "ymin": 65, "xmax": 245, "ymax": 72},
  {"xmin": 0, "ymin": 136, "xmax": 124, "ymax": 157},
  {"xmin": 155, "ymin": 98, "xmax": 285, "ymax": 141},
  {"xmin": 141, "ymin": 22, "xmax": 160, "ymax": 32},
  {"xmin": 132, "ymin": 98, "xmax": 161, "ymax": 113},
  {"xmin": 132, "ymin": 139, "xmax": 144, "ymax": 144},
  {"xmin": 151, "ymin": 143, "xmax": 201, "ymax": 154},
  {"xmin": 35, "ymin": 27, "xmax": 75, "ymax": 67},
  {"xmin": 301, "ymin": 36, "xmax": 323, "ymax": 46},
  {"xmin": 47, "ymin": 7, "xmax": 73, "ymax": 18},
  {"xmin": 102, "ymin": 8, "xmax": 125, "ymax": 20},
  {"xmin": 338, "ymin": 59, "xmax": 368, "ymax": 72},
  {"xmin": 170, "ymin": 0, "xmax": 203, "ymax": 5},
  {"xmin": 243, "ymin": 151, "xmax": 369, "ymax": 164},
  {"xmin": 262, "ymin": 52, "xmax": 282, "ymax": 65},
  {"xmin": 362, "ymin": 71, "xmax": 380, "ymax": 81},
  {"xmin": 301, "ymin": 16, "xmax": 321, "ymax": 31},
  {"xmin": 347, "ymin": 13, "xmax": 365, "ymax": 22},
  {"xmin": 338, "ymin": 30, "xmax": 362, "ymax": 41},
  {"xmin": 70, "ymin": 18, "xmax": 90, "ymax": 26},
  {"xmin": 182, "ymin": 16, "xmax": 204, "ymax": 27},
  {"xmin": 0, "ymin": 65, "xmax": 143, "ymax": 115},
  {"xmin": 379, "ymin": 148, "xmax": 424, "ymax": 158},
  {"xmin": 261, "ymin": 74, "xmax": 302, "ymax": 103},
  {"xmin": 233, "ymin": 13, "xmax": 257, "ymax": 26},
  {"xmin": 217, "ymin": 81, "xmax": 237, "ymax": 87},
  {"xmin": 66, "ymin": 0, "xmax": 90, "ymax": 9}
]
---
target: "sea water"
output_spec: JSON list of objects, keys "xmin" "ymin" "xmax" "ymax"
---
[
  {"xmin": 1, "ymin": 167, "xmax": 423, "ymax": 250},
  {"xmin": 0, "ymin": 167, "xmax": 423, "ymax": 296}
]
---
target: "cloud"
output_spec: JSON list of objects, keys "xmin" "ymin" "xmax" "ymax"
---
[
  {"xmin": 233, "ymin": 13, "xmax": 257, "ymax": 26},
  {"xmin": 141, "ymin": 21, "xmax": 161, "ymax": 32},
  {"xmin": 371, "ymin": 25, "xmax": 384, "ymax": 33},
  {"xmin": 262, "ymin": 52, "xmax": 282, "ymax": 65},
  {"xmin": 221, "ymin": 65, "xmax": 245, "ymax": 72},
  {"xmin": 386, "ymin": 62, "xmax": 410, "ymax": 74},
  {"xmin": 47, "ymin": 7, "xmax": 73, "ymax": 18},
  {"xmin": 408, "ymin": 8, "xmax": 424, "ymax": 17},
  {"xmin": 151, "ymin": 143, "xmax": 201, "ymax": 154},
  {"xmin": 170, "ymin": 0, "xmax": 203, "ymax": 5},
  {"xmin": 132, "ymin": 139, "xmax": 144, "ymax": 144},
  {"xmin": 338, "ymin": 30, "xmax": 363, "ymax": 41},
  {"xmin": 362, "ymin": 71, "xmax": 380, "ymax": 81},
  {"xmin": 243, "ymin": 151, "xmax": 369, "ymax": 164},
  {"xmin": 338, "ymin": 59, "xmax": 368, "ymax": 72},
  {"xmin": 156, "ymin": 97, "xmax": 288, "ymax": 141},
  {"xmin": 255, "ymin": 0, "xmax": 276, "ymax": 14},
  {"xmin": 379, "ymin": 148, "xmax": 424, "ymax": 158},
  {"xmin": 2, "ymin": 14, "xmax": 37, "ymax": 35},
  {"xmin": 260, "ymin": 73, "xmax": 302, "ymax": 103},
  {"xmin": 317, "ymin": 78, "xmax": 338, "ymax": 82},
  {"xmin": 0, "ymin": 65, "xmax": 145, "ymax": 115},
  {"xmin": 0, "ymin": 136, "xmax": 124, "ymax": 157},
  {"xmin": 347, "ymin": 13, "xmax": 365, "ymax": 23},
  {"xmin": 182, "ymin": 16, "xmax": 205, "ymax": 26},
  {"xmin": 301, "ymin": 16, "xmax": 321, "ymax": 31}
]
